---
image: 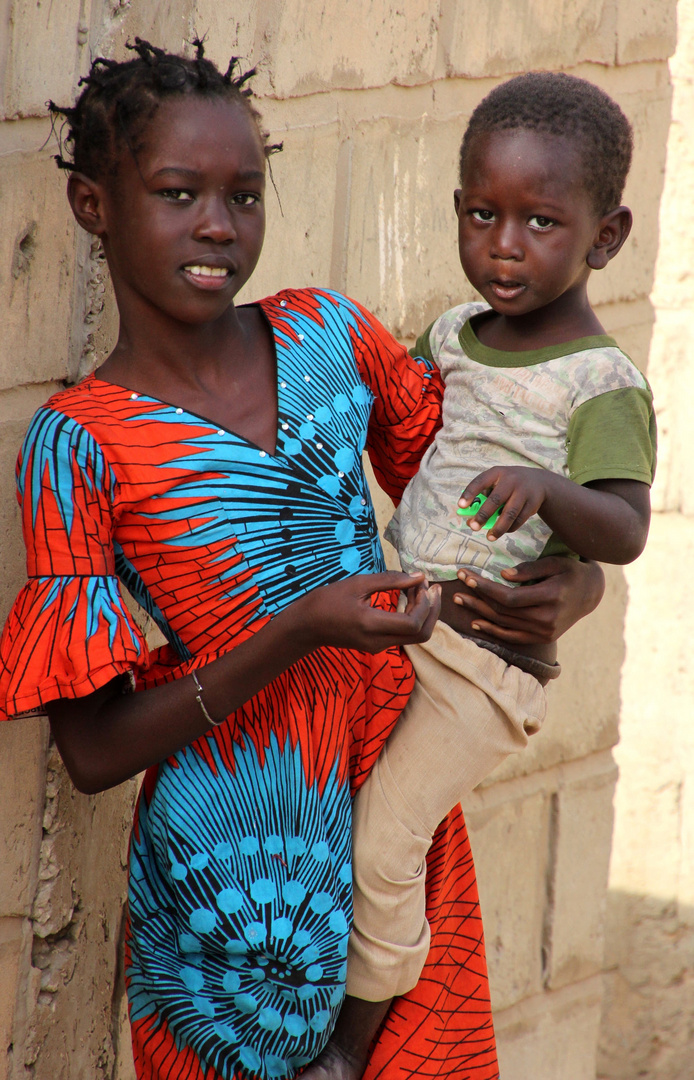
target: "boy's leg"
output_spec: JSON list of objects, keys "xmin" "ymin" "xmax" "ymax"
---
[{"xmin": 348, "ymin": 619, "xmax": 547, "ymax": 1001}]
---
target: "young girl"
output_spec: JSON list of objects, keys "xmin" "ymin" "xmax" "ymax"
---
[{"xmin": 0, "ymin": 41, "xmax": 604, "ymax": 1080}]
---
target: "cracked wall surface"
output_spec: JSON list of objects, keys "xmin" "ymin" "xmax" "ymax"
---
[{"xmin": 0, "ymin": 2, "xmax": 680, "ymax": 1078}]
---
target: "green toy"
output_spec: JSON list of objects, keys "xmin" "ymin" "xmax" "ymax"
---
[{"xmin": 457, "ymin": 493, "xmax": 503, "ymax": 529}]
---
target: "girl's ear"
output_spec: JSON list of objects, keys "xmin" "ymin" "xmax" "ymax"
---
[
  {"xmin": 587, "ymin": 206, "xmax": 633, "ymax": 270},
  {"xmin": 67, "ymin": 172, "xmax": 108, "ymax": 236}
]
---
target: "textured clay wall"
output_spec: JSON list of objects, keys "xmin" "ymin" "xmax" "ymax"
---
[
  {"xmin": 0, "ymin": 2, "xmax": 676, "ymax": 1078},
  {"xmin": 598, "ymin": 2, "xmax": 694, "ymax": 1077}
]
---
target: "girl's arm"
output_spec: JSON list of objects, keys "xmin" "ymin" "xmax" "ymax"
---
[
  {"xmin": 453, "ymin": 556, "xmax": 605, "ymax": 645},
  {"xmin": 47, "ymin": 572, "xmax": 440, "ymax": 795},
  {"xmin": 459, "ymin": 467, "xmax": 651, "ymax": 564}
]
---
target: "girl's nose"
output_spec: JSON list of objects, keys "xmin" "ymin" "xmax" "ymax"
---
[
  {"xmin": 490, "ymin": 219, "xmax": 524, "ymax": 261},
  {"xmin": 194, "ymin": 197, "xmax": 237, "ymax": 243}
]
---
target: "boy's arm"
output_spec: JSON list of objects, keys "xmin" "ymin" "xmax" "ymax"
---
[{"xmin": 459, "ymin": 467, "xmax": 650, "ymax": 564}]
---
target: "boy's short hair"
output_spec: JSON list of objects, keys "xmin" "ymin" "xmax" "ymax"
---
[{"xmin": 459, "ymin": 71, "xmax": 633, "ymax": 216}]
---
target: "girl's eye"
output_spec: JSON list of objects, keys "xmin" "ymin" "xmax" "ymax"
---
[
  {"xmin": 471, "ymin": 209, "xmax": 495, "ymax": 223},
  {"xmin": 160, "ymin": 189, "xmax": 193, "ymax": 203},
  {"xmin": 232, "ymin": 193, "xmax": 261, "ymax": 206},
  {"xmin": 528, "ymin": 215, "xmax": 555, "ymax": 230}
]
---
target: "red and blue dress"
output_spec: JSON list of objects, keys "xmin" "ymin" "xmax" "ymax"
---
[{"xmin": 0, "ymin": 289, "xmax": 499, "ymax": 1080}]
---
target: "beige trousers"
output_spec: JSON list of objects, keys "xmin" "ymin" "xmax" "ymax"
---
[{"xmin": 347, "ymin": 619, "xmax": 547, "ymax": 1000}]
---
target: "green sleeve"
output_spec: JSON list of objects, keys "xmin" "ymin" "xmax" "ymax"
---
[
  {"xmin": 567, "ymin": 386, "xmax": 657, "ymax": 487},
  {"xmin": 408, "ymin": 321, "xmax": 436, "ymax": 365}
]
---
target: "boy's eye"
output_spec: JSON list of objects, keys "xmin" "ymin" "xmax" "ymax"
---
[
  {"xmin": 471, "ymin": 209, "xmax": 495, "ymax": 223},
  {"xmin": 159, "ymin": 189, "xmax": 193, "ymax": 203},
  {"xmin": 528, "ymin": 215, "xmax": 555, "ymax": 230}
]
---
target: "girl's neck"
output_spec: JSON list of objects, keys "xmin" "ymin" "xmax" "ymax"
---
[
  {"xmin": 99, "ymin": 298, "xmax": 253, "ymax": 394},
  {"xmin": 97, "ymin": 299, "xmax": 280, "ymax": 454}
]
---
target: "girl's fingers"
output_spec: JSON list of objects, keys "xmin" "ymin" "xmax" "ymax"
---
[
  {"xmin": 457, "ymin": 569, "xmax": 552, "ymax": 610},
  {"xmin": 463, "ymin": 619, "xmax": 539, "ymax": 645},
  {"xmin": 367, "ymin": 582, "xmax": 440, "ymax": 644},
  {"xmin": 500, "ymin": 557, "xmax": 569, "ymax": 583},
  {"xmin": 358, "ymin": 571, "xmax": 425, "ymax": 597},
  {"xmin": 455, "ymin": 593, "xmax": 548, "ymax": 633}
]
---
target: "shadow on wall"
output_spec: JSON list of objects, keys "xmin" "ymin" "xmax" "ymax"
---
[{"xmin": 599, "ymin": 889, "xmax": 694, "ymax": 1080}]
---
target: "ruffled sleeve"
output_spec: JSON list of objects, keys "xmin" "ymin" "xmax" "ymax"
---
[
  {"xmin": 0, "ymin": 406, "xmax": 149, "ymax": 719},
  {"xmin": 341, "ymin": 294, "xmax": 444, "ymax": 504}
]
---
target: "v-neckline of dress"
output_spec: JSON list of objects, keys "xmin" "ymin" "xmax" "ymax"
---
[{"xmin": 87, "ymin": 301, "xmax": 285, "ymax": 459}]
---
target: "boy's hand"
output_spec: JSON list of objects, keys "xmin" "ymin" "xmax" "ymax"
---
[{"xmin": 459, "ymin": 466, "xmax": 553, "ymax": 540}]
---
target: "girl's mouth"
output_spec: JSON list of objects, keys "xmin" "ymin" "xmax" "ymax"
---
[
  {"xmin": 490, "ymin": 280, "xmax": 526, "ymax": 300},
  {"xmin": 182, "ymin": 264, "xmax": 231, "ymax": 289}
]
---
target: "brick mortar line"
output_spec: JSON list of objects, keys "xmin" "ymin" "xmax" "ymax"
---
[{"xmin": 463, "ymin": 749, "xmax": 618, "ymax": 811}]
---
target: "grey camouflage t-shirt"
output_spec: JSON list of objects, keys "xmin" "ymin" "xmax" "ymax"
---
[{"xmin": 386, "ymin": 303, "xmax": 656, "ymax": 583}]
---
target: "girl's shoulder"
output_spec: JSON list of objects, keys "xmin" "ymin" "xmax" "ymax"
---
[
  {"xmin": 40, "ymin": 373, "xmax": 137, "ymax": 426},
  {"xmin": 259, "ymin": 287, "xmax": 383, "ymax": 334},
  {"xmin": 20, "ymin": 374, "xmax": 161, "ymax": 476}
]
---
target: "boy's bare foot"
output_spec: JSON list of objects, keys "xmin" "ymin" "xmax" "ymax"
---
[{"xmin": 300, "ymin": 995, "xmax": 392, "ymax": 1080}]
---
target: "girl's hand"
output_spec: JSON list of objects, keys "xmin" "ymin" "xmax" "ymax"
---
[
  {"xmin": 459, "ymin": 465, "xmax": 553, "ymax": 540},
  {"xmin": 454, "ymin": 557, "xmax": 605, "ymax": 645},
  {"xmin": 48, "ymin": 572, "xmax": 441, "ymax": 795},
  {"xmin": 293, "ymin": 572, "xmax": 441, "ymax": 655}
]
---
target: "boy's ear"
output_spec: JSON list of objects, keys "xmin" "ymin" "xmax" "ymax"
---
[
  {"xmin": 454, "ymin": 188, "xmax": 462, "ymax": 216},
  {"xmin": 67, "ymin": 172, "xmax": 108, "ymax": 236},
  {"xmin": 587, "ymin": 206, "xmax": 632, "ymax": 270}
]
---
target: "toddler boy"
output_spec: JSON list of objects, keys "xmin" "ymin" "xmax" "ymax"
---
[{"xmin": 324, "ymin": 71, "xmax": 657, "ymax": 1075}]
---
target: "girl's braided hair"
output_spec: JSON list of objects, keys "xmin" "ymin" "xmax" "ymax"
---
[{"xmin": 49, "ymin": 37, "xmax": 281, "ymax": 179}]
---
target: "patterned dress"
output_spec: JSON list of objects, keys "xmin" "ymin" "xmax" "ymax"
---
[{"xmin": 0, "ymin": 289, "xmax": 499, "ymax": 1080}]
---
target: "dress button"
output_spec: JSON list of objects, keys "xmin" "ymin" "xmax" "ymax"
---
[
  {"xmin": 304, "ymin": 375, "xmax": 310, "ymax": 382},
  {"xmin": 306, "ymin": 414, "xmax": 313, "ymax": 421},
  {"xmin": 130, "ymin": 393, "xmax": 138, "ymax": 400},
  {"xmin": 175, "ymin": 408, "xmax": 183, "ymax": 414},
  {"xmin": 316, "ymin": 443, "xmax": 323, "ymax": 450},
  {"xmin": 338, "ymin": 472, "xmax": 345, "ymax": 478},
  {"xmin": 280, "ymin": 300, "xmax": 287, "ymax": 307},
  {"xmin": 259, "ymin": 450, "xmax": 267, "ymax": 457},
  {"xmin": 282, "ymin": 423, "xmax": 289, "ymax": 431},
  {"xmin": 298, "ymin": 334, "xmax": 304, "ymax": 341},
  {"xmin": 361, "ymin": 498, "xmax": 367, "ymax": 505},
  {"xmin": 217, "ymin": 429, "xmax": 225, "ymax": 436},
  {"xmin": 280, "ymin": 381, "xmax": 287, "ymax": 389}
]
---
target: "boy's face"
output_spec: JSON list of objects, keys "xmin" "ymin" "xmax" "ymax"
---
[{"xmin": 455, "ymin": 129, "xmax": 603, "ymax": 319}]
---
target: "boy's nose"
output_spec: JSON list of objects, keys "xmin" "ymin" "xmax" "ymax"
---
[{"xmin": 490, "ymin": 220, "xmax": 523, "ymax": 261}]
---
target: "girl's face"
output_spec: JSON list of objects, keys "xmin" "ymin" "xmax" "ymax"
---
[{"xmin": 97, "ymin": 95, "xmax": 267, "ymax": 326}]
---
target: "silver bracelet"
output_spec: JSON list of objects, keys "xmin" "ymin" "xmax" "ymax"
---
[{"xmin": 190, "ymin": 670, "xmax": 224, "ymax": 727}]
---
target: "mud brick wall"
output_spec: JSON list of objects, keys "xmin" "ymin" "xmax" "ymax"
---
[{"xmin": 0, "ymin": 2, "xmax": 678, "ymax": 1077}]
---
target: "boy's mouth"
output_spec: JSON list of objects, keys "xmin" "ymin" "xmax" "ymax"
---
[{"xmin": 489, "ymin": 279, "xmax": 526, "ymax": 300}]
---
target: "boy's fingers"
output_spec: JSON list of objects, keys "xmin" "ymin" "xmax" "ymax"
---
[
  {"xmin": 469, "ymin": 483, "xmax": 507, "ymax": 531},
  {"xmin": 488, "ymin": 496, "xmax": 532, "ymax": 539},
  {"xmin": 459, "ymin": 470, "xmax": 495, "ymax": 507}
]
